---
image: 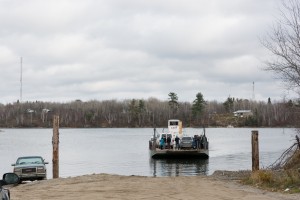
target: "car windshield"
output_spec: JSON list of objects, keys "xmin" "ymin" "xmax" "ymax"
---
[
  {"xmin": 182, "ymin": 137, "xmax": 192, "ymax": 141},
  {"xmin": 16, "ymin": 157, "xmax": 43, "ymax": 165}
]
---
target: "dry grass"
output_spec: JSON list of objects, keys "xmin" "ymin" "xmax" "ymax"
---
[
  {"xmin": 243, "ymin": 170, "xmax": 299, "ymax": 192},
  {"xmin": 242, "ymin": 151, "xmax": 300, "ymax": 193}
]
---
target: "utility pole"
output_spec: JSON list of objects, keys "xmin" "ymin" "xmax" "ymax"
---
[
  {"xmin": 252, "ymin": 130, "xmax": 259, "ymax": 171},
  {"xmin": 52, "ymin": 115, "xmax": 60, "ymax": 178}
]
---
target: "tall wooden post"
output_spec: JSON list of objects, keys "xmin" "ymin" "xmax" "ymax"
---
[
  {"xmin": 52, "ymin": 115, "xmax": 59, "ymax": 178},
  {"xmin": 251, "ymin": 130, "xmax": 259, "ymax": 171}
]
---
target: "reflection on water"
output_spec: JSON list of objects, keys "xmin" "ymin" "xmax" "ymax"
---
[{"xmin": 150, "ymin": 158, "xmax": 209, "ymax": 177}]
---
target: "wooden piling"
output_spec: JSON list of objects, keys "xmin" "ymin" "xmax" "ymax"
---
[
  {"xmin": 52, "ymin": 115, "xmax": 59, "ymax": 178},
  {"xmin": 251, "ymin": 130, "xmax": 259, "ymax": 171}
]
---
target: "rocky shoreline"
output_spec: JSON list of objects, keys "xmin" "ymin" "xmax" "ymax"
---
[{"xmin": 211, "ymin": 170, "xmax": 252, "ymax": 180}]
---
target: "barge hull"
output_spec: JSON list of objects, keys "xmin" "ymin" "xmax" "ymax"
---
[{"xmin": 150, "ymin": 149, "xmax": 209, "ymax": 159}]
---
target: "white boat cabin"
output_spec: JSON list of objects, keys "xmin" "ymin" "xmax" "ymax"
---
[
  {"xmin": 156, "ymin": 119, "xmax": 183, "ymax": 146},
  {"xmin": 168, "ymin": 119, "xmax": 183, "ymax": 138}
]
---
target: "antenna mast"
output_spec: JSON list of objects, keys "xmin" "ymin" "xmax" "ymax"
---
[
  {"xmin": 20, "ymin": 57, "xmax": 22, "ymax": 102},
  {"xmin": 252, "ymin": 81, "xmax": 255, "ymax": 101}
]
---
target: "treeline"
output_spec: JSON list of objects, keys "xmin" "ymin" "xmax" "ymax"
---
[{"xmin": 0, "ymin": 96, "xmax": 299, "ymax": 128}]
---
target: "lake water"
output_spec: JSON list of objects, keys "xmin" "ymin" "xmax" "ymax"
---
[{"xmin": 0, "ymin": 128, "xmax": 296, "ymax": 178}]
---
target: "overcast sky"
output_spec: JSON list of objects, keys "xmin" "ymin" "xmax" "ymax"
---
[{"xmin": 0, "ymin": 0, "xmax": 295, "ymax": 104}]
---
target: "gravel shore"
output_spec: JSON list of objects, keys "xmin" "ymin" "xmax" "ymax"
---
[{"xmin": 9, "ymin": 172, "xmax": 300, "ymax": 200}]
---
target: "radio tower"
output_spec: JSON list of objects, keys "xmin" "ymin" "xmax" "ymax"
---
[
  {"xmin": 20, "ymin": 57, "xmax": 23, "ymax": 102},
  {"xmin": 252, "ymin": 81, "xmax": 255, "ymax": 101}
]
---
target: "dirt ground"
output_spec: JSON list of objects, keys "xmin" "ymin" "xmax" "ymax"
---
[{"xmin": 9, "ymin": 173, "xmax": 300, "ymax": 200}]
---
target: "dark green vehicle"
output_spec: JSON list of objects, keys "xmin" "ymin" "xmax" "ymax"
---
[{"xmin": 12, "ymin": 156, "xmax": 48, "ymax": 183}]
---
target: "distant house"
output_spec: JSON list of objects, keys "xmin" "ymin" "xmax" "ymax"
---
[{"xmin": 233, "ymin": 110, "xmax": 253, "ymax": 118}]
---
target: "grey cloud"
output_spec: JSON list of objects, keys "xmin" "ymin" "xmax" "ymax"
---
[{"xmin": 0, "ymin": 0, "xmax": 293, "ymax": 104}]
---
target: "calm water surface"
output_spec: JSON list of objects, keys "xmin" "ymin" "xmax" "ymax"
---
[{"xmin": 0, "ymin": 128, "xmax": 296, "ymax": 178}]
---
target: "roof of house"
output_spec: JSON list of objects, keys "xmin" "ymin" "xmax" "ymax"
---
[{"xmin": 233, "ymin": 110, "xmax": 252, "ymax": 114}]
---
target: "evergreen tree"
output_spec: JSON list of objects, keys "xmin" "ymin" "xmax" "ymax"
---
[
  {"xmin": 168, "ymin": 92, "xmax": 179, "ymax": 118},
  {"xmin": 223, "ymin": 96, "xmax": 234, "ymax": 113},
  {"xmin": 192, "ymin": 92, "xmax": 206, "ymax": 124}
]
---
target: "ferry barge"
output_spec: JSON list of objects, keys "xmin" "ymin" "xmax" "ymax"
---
[{"xmin": 149, "ymin": 119, "xmax": 209, "ymax": 159}]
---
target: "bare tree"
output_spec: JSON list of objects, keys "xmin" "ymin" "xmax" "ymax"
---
[{"xmin": 262, "ymin": 0, "xmax": 300, "ymax": 93}]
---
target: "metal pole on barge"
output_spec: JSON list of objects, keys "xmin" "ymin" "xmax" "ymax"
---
[
  {"xmin": 52, "ymin": 115, "xmax": 60, "ymax": 178},
  {"xmin": 153, "ymin": 128, "xmax": 156, "ymax": 150}
]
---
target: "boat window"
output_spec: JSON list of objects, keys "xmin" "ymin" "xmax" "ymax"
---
[{"xmin": 169, "ymin": 121, "xmax": 178, "ymax": 125}]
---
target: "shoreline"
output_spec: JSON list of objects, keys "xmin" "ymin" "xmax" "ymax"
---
[{"xmin": 10, "ymin": 172, "xmax": 300, "ymax": 200}]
